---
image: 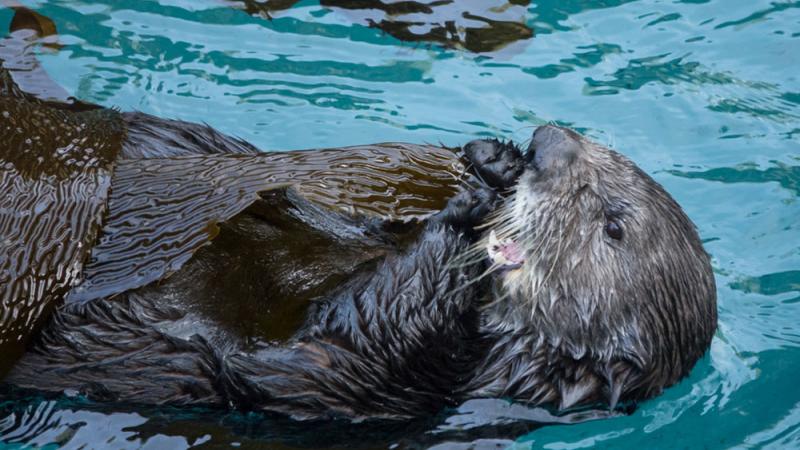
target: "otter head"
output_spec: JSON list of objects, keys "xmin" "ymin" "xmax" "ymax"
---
[{"xmin": 483, "ymin": 125, "xmax": 717, "ymax": 404}]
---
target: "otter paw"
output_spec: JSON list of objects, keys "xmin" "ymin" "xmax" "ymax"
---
[
  {"xmin": 437, "ymin": 188, "xmax": 497, "ymax": 228},
  {"xmin": 463, "ymin": 139, "xmax": 525, "ymax": 190}
]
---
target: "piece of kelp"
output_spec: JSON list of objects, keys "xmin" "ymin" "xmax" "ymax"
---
[
  {"xmin": 68, "ymin": 144, "xmax": 472, "ymax": 303},
  {"xmin": 0, "ymin": 6, "xmax": 98, "ymax": 110},
  {"xmin": 0, "ymin": 96, "xmax": 124, "ymax": 375}
]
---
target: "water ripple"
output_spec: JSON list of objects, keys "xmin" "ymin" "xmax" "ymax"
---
[{"xmin": 669, "ymin": 163, "xmax": 800, "ymax": 196}]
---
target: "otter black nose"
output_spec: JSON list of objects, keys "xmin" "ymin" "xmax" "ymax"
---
[{"xmin": 526, "ymin": 125, "xmax": 582, "ymax": 170}]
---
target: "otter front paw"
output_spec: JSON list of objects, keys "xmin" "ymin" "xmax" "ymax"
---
[
  {"xmin": 436, "ymin": 188, "xmax": 497, "ymax": 228},
  {"xmin": 463, "ymin": 139, "xmax": 525, "ymax": 191}
]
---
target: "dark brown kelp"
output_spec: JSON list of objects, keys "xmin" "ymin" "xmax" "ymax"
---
[
  {"xmin": 70, "ymin": 144, "xmax": 469, "ymax": 303},
  {"xmin": 0, "ymin": 97, "xmax": 124, "ymax": 375},
  {"xmin": 0, "ymin": 5, "xmax": 474, "ymax": 376}
]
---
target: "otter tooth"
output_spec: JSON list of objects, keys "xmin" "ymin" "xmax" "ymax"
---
[
  {"xmin": 488, "ymin": 230, "xmax": 501, "ymax": 250},
  {"xmin": 486, "ymin": 230, "xmax": 505, "ymax": 265}
]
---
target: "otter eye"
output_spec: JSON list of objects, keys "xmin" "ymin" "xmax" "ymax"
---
[{"xmin": 605, "ymin": 220, "xmax": 623, "ymax": 240}]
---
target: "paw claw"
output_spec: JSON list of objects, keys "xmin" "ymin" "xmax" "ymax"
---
[{"xmin": 463, "ymin": 139, "xmax": 524, "ymax": 190}]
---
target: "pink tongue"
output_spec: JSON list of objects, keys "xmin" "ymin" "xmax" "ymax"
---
[{"xmin": 499, "ymin": 241, "xmax": 525, "ymax": 267}]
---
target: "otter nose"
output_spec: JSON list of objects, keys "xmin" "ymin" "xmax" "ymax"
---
[{"xmin": 526, "ymin": 125, "xmax": 582, "ymax": 170}]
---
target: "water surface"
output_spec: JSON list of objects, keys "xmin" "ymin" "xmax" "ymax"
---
[{"xmin": 1, "ymin": 0, "xmax": 799, "ymax": 448}]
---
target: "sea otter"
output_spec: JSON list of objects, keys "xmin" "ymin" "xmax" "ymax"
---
[{"xmin": 0, "ymin": 6, "xmax": 716, "ymax": 422}]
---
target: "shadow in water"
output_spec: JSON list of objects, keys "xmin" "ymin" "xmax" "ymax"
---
[
  {"xmin": 234, "ymin": 0, "xmax": 534, "ymax": 53},
  {"xmin": 0, "ymin": 390, "xmax": 621, "ymax": 449}
]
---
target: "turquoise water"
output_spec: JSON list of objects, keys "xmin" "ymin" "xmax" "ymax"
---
[{"xmin": 1, "ymin": 0, "xmax": 799, "ymax": 448}]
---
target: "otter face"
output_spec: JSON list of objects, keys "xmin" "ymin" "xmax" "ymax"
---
[{"xmin": 485, "ymin": 125, "xmax": 717, "ymax": 392}]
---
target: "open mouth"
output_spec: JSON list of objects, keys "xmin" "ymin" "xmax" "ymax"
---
[{"xmin": 486, "ymin": 230, "xmax": 525, "ymax": 272}]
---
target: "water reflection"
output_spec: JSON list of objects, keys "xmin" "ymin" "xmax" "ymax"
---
[
  {"xmin": 233, "ymin": 0, "xmax": 533, "ymax": 53},
  {"xmin": 0, "ymin": 394, "xmax": 618, "ymax": 449}
]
